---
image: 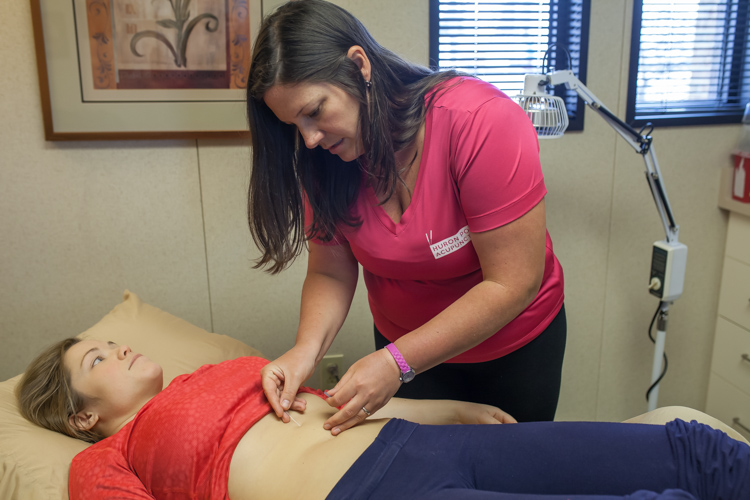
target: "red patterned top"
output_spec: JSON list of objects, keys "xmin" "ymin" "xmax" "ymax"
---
[{"xmin": 69, "ymin": 357, "xmax": 323, "ymax": 499}]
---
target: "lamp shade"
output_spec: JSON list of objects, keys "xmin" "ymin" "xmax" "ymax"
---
[{"xmin": 513, "ymin": 94, "xmax": 569, "ymax": 139}]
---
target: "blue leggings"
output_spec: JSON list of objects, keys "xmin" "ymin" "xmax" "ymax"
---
[{"xmin": 326, "ymin": 419, "xmax": 749, "ymax": 500}]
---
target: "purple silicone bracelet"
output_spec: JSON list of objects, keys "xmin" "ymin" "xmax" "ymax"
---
[{"xmin": 385, "ymin": 343, "xmax": 411, "ymax": 375}]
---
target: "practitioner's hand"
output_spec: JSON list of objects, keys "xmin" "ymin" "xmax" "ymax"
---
[
  {"xmin": 261, "ymin": 347, "xmax": 316, "ymax": 423},
  {"xmin": 455, "ymin": 402, "xmax": 517, "ymax": 425},
  {"xmin": 323, "ymin": 349, "xmax": 402, "ymax": 435}
]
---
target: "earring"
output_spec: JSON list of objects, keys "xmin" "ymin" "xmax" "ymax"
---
[{"xmin": 365, "ymin": 80, "xmax": 372, "ymax": 89}]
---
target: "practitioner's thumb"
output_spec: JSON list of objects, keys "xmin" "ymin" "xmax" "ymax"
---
[{"xmin": 280, "ymin": 387, "xmax": 299, "ymax": 411}]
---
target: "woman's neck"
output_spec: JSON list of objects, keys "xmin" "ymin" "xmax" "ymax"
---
[{"xmin": 96, "ymin": 391, "xmax": 160, "ymax": 438}]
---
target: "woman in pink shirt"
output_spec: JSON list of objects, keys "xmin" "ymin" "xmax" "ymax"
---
[{"xmin": 247, "ymin": 0, "xmax": 565, "ymax": 433}]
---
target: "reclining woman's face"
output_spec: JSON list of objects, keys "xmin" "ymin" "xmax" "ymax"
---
[{"xmin": 63, "ymin": 340, "xmax": 163, "ymax": 435}]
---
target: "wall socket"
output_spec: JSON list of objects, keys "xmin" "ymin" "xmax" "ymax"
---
[{"xmin": 320, "ymin": 354, "xmax": 344, "ymax": 389}]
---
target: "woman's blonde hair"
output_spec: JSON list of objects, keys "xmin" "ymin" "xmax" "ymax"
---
[{"xmin": 16, "ymin": 338, "xmax": 102, "ymax": 443}]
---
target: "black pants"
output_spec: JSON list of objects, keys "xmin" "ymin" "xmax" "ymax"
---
[{"xmin": 374, "ymin": 304, "xmax": 566, "ymax": 422}]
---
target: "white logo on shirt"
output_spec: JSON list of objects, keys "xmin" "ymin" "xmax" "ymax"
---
[{"xmin": 426, "ymin": 226, "xmax": 471, "ymax": 259}]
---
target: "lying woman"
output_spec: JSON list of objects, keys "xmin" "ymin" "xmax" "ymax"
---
[{"xmin": 17, "ymin": 338, "xmax": 750, "ymax": 500}]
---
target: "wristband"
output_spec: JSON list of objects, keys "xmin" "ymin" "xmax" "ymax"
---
[{"xmin": 385, "ymin": 343, "xmax": 416, "ymax": 383}]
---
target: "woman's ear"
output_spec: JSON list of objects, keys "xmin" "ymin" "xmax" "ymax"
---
[
  {"xmin": 69, "ymin": 410, "xmax": 99, "ymax": 431},
  {"xmin": 347, "ymin": 45, "xmax": 372, "ymax": 82}
]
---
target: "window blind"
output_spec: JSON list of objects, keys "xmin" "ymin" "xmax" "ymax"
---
[
  {"xmin": 626, "ymin": 0, "xmax": 750, "ymax": 126},
  {"xmin": 429, "ymin": 0, "xmax": 591, "ymax": 131}
]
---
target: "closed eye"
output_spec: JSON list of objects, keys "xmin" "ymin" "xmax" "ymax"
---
[{"xmin": 308, "ymin": 105, "xmax": 321, "ymax": 119}]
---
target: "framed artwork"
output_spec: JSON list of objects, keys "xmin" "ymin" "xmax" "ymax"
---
[{"xmin": 30, "ymin": 0, "xmax": 261, "ymax": 140}]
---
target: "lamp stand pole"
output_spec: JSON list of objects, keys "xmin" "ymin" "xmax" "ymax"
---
[
  {"xmin": 522, "ymin": 71, "xmax": 687, "ymax": 410},
  {"xmin": 648, "ymin": 304, "xmax": 669, "ymax": 411}
]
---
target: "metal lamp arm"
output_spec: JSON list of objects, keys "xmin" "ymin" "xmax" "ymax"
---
[
  {"xmin": 530, "ymin": 70, "xmax": 680, "ymax": 243},
  {"xmin": 544, "ymin": 70, "xmax": 645, "ymax": 152}
]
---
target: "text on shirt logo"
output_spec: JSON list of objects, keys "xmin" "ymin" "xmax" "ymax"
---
[{"xmin": 426, "ymin": 226, "xmax": 471, "ymax": 259}]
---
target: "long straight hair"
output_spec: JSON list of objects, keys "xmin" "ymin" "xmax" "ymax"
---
[{"xmin": 247, "ymin": 0, "xmax": 461, "ymax": 273}]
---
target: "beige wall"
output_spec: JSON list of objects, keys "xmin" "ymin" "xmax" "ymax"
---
[{"xmin": 1, "ymin": 0, "xmax": 739, "ymax": 422}]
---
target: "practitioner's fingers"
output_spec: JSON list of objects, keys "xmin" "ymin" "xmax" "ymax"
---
[
  {"xmin": 278, "ymin": 382, "xmax": 303, "ymax": 415},
  {"xmin": 326, "ymin": 400, "xmax": 372, "ymax": 436},
  {"xmin": 261, "ymin": 349, "xmax": 315, "ymax": 420},
  {"xmin": 260, "ymin": 362, "xmax": 288, "ymax": 419},
  {"xmin": 323, "ymin": 350, "xmax": 401, "ymax": 435},
  {"xmin": 280, "ymin": 398, "xmax": 308, "ymax": 424},
  {"xmin": 289, "ymin": 396, "xmax": 307, "ymax": 413}
]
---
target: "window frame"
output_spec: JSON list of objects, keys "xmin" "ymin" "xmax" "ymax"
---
[
  {"xmin": 428, "ymin": 0, "xmax": 592, "ymax": 132},
  {"xmin": 626, "ymin": 0, "xmax": 750, "ymax": 128}
]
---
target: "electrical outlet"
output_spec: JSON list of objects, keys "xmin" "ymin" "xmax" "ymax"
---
[{"xmin": 321, "ymin": 354, "xmax": 344, "ymax": 389}]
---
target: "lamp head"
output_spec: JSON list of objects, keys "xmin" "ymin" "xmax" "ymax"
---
[{"xmin": 513, "ymin": 74, "xmax": 569, "ymax": 139}]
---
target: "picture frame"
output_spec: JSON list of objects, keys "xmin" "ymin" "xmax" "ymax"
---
[{"xmin": 30, "ymin": 0, "xmax": 261, "ymax": 141}]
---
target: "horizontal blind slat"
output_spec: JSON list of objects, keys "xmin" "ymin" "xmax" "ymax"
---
[
  {"xmin": 629, "ymin": 0, "xmax": 749, "ymax": 124},
  {"xmin": 433, "ymin": 0, "xmax": 588, "ymax": 126}
]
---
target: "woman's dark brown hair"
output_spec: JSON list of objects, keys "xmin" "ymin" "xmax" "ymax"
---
[{"xmin": 246, "ymin": 0, "xmax": 462, "ymax": 273}]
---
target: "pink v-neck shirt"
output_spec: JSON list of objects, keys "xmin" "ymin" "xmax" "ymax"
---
[{"xmin": 313, "ymin": 77, "xmax": 564, "ymax": 363}]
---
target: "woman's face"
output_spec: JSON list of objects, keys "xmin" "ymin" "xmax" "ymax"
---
[
  {"xmin": 64, "ymin": 340, "xmax": 163, "ymax": 427},
  {"xmin": 264, "ymin": 82, "xmax": 364, "ymax": 162}
]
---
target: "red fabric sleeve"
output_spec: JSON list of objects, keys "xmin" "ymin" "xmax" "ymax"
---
[{"xmin": 69, "ymin": 447, "xmax": 154, "ymax": 500}]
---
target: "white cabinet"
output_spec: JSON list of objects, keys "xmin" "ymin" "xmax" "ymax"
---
[{"xmin": 706, "ymin": 211, "xmax": 750, "ymax": 440}]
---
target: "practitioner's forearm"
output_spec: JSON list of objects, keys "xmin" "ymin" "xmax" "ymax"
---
[{"xmin": 297, "ymin": 243, "xmax": 359, "ymax": 364}]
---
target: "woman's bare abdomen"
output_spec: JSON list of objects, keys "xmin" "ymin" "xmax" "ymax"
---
[{"xmin": 228, "ymin": 393, "xmax": 388, "ymax": 500}]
